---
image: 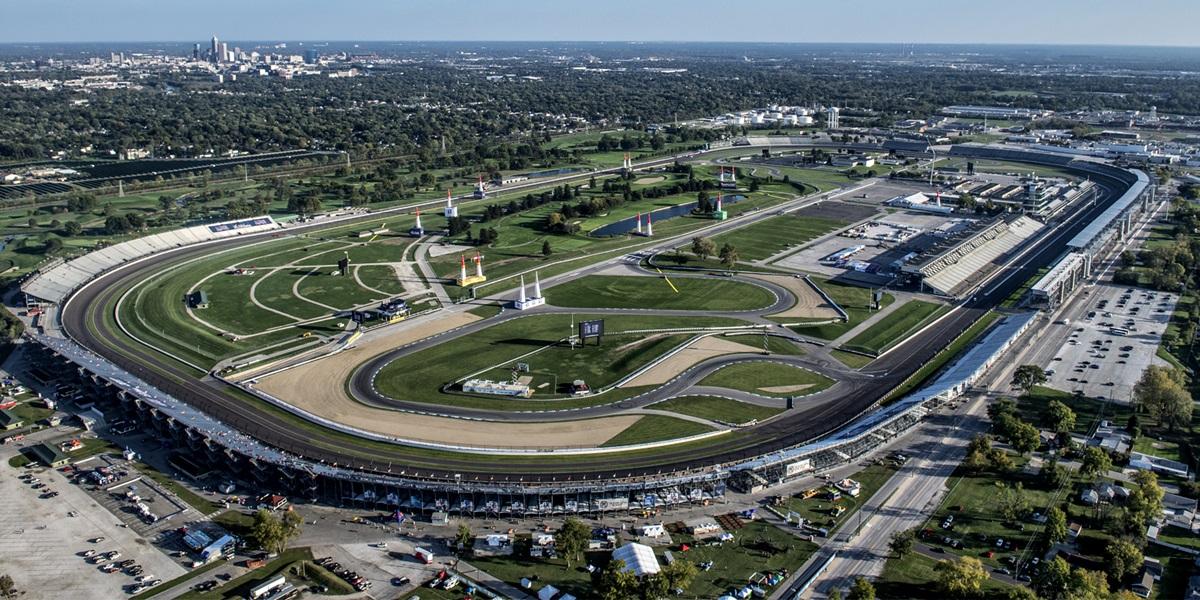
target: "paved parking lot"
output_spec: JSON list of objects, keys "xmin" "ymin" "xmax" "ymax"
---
[
  {"xmin": 1040, "ymin": 283, "xmax": 1177, "ymax": 402},
  {"xmin": 0, "ymin": 448, "xmax": 185, "ymax": 598},
  {"xmin": 77, "ymin": 454, "xmax": 194, "ymax": 538}
]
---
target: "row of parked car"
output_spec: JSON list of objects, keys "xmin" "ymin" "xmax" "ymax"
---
[{"xmin": 316, "ymin": 556, "xmax": 372, "ymax": 592}]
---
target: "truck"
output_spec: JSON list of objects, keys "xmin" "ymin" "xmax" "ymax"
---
[{"xmin": 414, "ymin": 547, "xmax": 434, "ymax": 564}]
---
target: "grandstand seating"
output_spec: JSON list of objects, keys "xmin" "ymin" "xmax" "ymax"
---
[
  {"xmin": 22, "ymin": 216, "xmax": 280, "ymax": 304},
  {"xmin": 919, "ymin": 216, "xmax": 1042, "ymax": 296}
]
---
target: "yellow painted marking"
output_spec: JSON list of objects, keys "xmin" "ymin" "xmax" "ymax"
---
[{"xmin": 655, "ymin": 267, "xmax": 680, "ymax": 294}]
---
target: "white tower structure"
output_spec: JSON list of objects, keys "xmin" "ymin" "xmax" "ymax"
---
[
  {"xmin": 459, "ymin": 254, "xmax": 467, "ymax": 282},
  {"xmin": 715, "ymin": 191, "xmax": 723, "ymax": 212},
  {"xmin": 473, "ymin": 175, "xmax": 487, "ymax": 199},
  {"xmin": 474, "ymin": 254, "xmax": 484, "ymax": 279},
  {"xmin": 635, "ymin": 212, "xmax": 642, "ymax": 235},
  {"xmin": 622, "ymin": 153, "xmax": 633, "ymax": 174},
  {"xmin": 514, "ymin": 270, "xmax": 546, "ymax": 310},
  {"xmin": 645, "ymin": 214, "xmax": 653, "ymax": 236},
  {"xmin": 444, "ymin": 190, "xmax": 458, "ymax": 218},
  {"xmin": 826, "ymin": 106, "xmax": 840, "ymax": 129},
  {"xmin": 409, "ymin": 209, "xmax": 425, "ymax": 237}
]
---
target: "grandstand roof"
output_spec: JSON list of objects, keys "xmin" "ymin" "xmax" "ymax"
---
[
  {"xmin": 22, "ymin": 216, "xmax": 279, "ymax": 303},
  {"xmin": 1066, "ymin": 169, "xmax": 1150, "ymax": 250}
]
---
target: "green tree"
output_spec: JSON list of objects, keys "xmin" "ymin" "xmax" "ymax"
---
[
  {"xmin": 454, "ymin": 523, "xmax": 473, "ymax": 552},
  {"xmin": 659, "ymin": 560, "xmax": 699, "ymax": 596},
  {"xmin": 597, "ymin": 560, "xmax": 639, "ymax": 600},
  {"xmin": 935, "ymin": 556, "xmax": 988, "ymax": 598},
  {"xmin": 1043, "ymin": 399, "xmax": 1077, "ymax": 434},
  {"xmin": 1007, "ymin": 419, "xmax": 1041, "ymax": 455},
  {"xmin": 542, "ymin": 240, "xmax": 552, "ymax": 256},
  {"xmin": 281, "ymin": 508, "xmax": 303, "ymax": 541},
  {"xmin": 1006, "ymin": 585, "xmax": 1038, "ymax": 600},
  {"xmin": 1045, "ymin": 506, "xmax": 1069, "ymax": 545},
  {"xmin": 1069, "ymin": 568, "xmax": 1113, "ymax": 600},
  {"xmin": 1134, "ymin": 365, "xmax": 1193, "ymax": 431},
  {"xmin": 1127, "ymin": 470, "xmax": 1164, "ymax": 526},
  {"xmin": 1000, "ymin": 482, "xmax": 1029, "ymax": 522},
  {"xmin": 249, "ymin": 509, "xmax": 287, "ymax": 554},
  {"xmin": 1079, "ymin": 447, "xmax": 1113, "ymax": 480},
  {"xmin": 828, "ymin": 589, "xmax": 843, "ymax": 600},
  {"xmin": 1103, "ymin": 539, "xmax": 1143, "ymax": 586},
  {"xmin": 691, "ymin": 236, "xmax": 716, "ymax": 260},
  {"xmin": 556, "ymin": 517, "xmax": 590, "ymax": 567},
  {"xmin": 1012, "ymin": 364, "xmax": 1047, "ymax": 393},
  {"xmin": 847, "ymin": 576, "xmax": 876, "ymax": 600},
  {"xmin": 1035, "ymin": 556, "xmax": 1072, "ymax": 600},
  {"xmin": 63, "ymin": 220, "xmax": 82, "ymax": 236},
  {"xmin": 888, "ymin": 528, "xmax": 916, "ymax": 558},
  {"xmin": 719, "ymin": 243, "xmax": 739, "ymax": 268}
]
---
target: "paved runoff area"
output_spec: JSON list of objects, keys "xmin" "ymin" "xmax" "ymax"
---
[
  {"xmin": 0, "ymin": 447, "xmax": 185, "ymax": 598},
  {"xmin": 1031, "ymin": 283, "xmax": 1176, "ymax": 403}
]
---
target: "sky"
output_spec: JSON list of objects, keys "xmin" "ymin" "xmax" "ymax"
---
[{"xmin": 1, "ymin": 0, "xmax": 1196, "ymax": 47}]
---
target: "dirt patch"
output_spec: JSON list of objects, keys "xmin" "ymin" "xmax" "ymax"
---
[
  {"xmin": 634, "ymin": 176, "xmax": 666, "ymax": 185},
  {"xmin": 758, "ymin": 384, "xmax": 813, "ymax": 394},
  {"xmin": 257, "ymin": 311, "xmax": 640, "ymax": 448},
  {"xmin": 622, "ymin": 335, "xmax": 761, "ymax": 388},
  {"xmin": 427, "ymin": 243, "xmax": 478, "ymax": 258},
  {"xmin": 753, "ymin": 274, "xmax": 842, "ymax": 320},
  {"xmin": 614, "ymin": 333, "xmax": 670, "ymax": 353}
]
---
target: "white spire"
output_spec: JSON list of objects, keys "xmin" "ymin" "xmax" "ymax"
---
[
  {"xmin": 646, "ymin": 214, "xmax": 653, "ymax": 236},
  {"xmin": 475, "ymin": 254, "xmax": 483, "ymax": 278},
  {"xmin": 533, "ymin": 271, "xmax": 541, "ymax": 298},
  {"xmin": 459, "ymin": 255, "xmax": 467, "ymax": 282},
  {"xmin": 636, "ymin": 212, "xmax": 642, "ymax": 234},
  {"xmin": 414, "ymin": 209, "xmax": 422, "ymax": 230},
  {"xmin": 716, "ymin": 191, "xmax": 723, "ymax": 212},
  {"xmin": 518, "ymin": 275, "xmax": 527, "ymax": 303},
  {"xmin": 446, "ymin": 190, "xmax": 453, "ymax": 209}
]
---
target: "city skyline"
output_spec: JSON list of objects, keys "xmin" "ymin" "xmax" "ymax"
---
[{"xmin": 2, "ymin": 0, "xmax": 1199, "ymax": 47}]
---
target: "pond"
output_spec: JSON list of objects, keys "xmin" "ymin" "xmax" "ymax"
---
[{"xmin": 589, "ymin": 195, "xmax": 747, "ymax": 237}]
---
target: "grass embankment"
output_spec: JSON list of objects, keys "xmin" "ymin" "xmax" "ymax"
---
[
  {"xmin": 781, "ymin": 277, "xmax": 894, "ymax": 340},
  {"xmin": 830, "ymin": 349, "xmax": 874, "ymax": 369},
  {"xmin": 841, "ymin": 300, "xmax": 947, "ymax": 355},
  {"xmin": 650, "ymin": 396, "xmax": 783, "ymax": 425},
  {"xmin": 174, "ymin": 548, "xmax": 317, "ymax": 600},
  {"xmin": 547, "ymin": 274, "xmax": 775, "ymax": 311},
  {"xmin": 876, "ymin": 551, "xmax": 1013, "ymax": 599},
  {"xmin": 601, "ymin": 415, "xmax": 716, "ymax": 447},
  {"xmin": 882, "ymin": 311, "xmax": 1001, "ymax": 404},
  {"xmin": 372, "ymin": 313, "xmax": 747, "ymax": 409},
  {"xmin": 699, "ymin": 361, "xmax": 834, "ymax": 398}
]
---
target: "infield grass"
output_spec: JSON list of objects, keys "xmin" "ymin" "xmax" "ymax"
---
[
  {"xmin": 699, "ymin": 361, "xmax": 834, "ymax": 398},
  {"xmin": 711, "ymin": 214, "xmax": 847, "ymax": 262},
  {"xmin": 546, "ymin": 274, "xmax": 775, "ymax": 311},
  {"xmin": 841, "ymin": 299, "xmax": 947, "ymax": 355},
  {"xmin": 600, "ymin": 415, "xmax": 716, "ymax": 447}
]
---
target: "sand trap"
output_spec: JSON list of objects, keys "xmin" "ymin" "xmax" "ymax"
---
[
  {"xmin": 258, "ymin": 311, "xmax": 640, "ymax": 448},
  {"xmin": 427, "ymin": 243, "xmax": 478, "ymax": 258},
  {"xmin": 758, "ymin": 384, "xmax": 813, "ymax": 394},
  {"xmin": 634, "ymin": 176, "xmax": 666, "ymax": 185},
  {"xmin": 622, "ymin": 335, "xmax": 761, "ymax": 388},
  {"xmin": 753, "ymin": 274, "xmax": 842, "ymax": 320}
]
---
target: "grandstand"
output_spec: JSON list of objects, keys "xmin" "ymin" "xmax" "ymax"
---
[
  {"xmin": 22, "ymin": 216, "xmax": 280, "ymax": 305},
  {"xmin": 1031, "ymin": 252, "xmax": 1090, "ymax": 307},
  {"xmin": 901, "ymin": 215, "xmax": 1043, "ymax": 297}
]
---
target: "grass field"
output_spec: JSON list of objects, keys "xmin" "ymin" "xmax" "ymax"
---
[
  {"xmin": 546, "ymin": 274, "xmax": 776, "ymax": 311},
  {"xmin": 876, "ymin": 550, "xmax": 1013, "ymax": 600},
  {"xmin": 668, "ymin": 520, "xmax": 819, "ymax": 599},
  {"xmin": 1132, "ymin": 436, "xmax": 1183, "ymax": 462},
  {"xmin": 649, "ymin": 396, "xmax": 783, "ymax": 425},
  {"xmin": 926, "ymin": 455, "xmax": 1059, "ymax": 570},
  {"xmin": 710, "ymin": 214, "xmax": 848, "ymax": 262},
  {"xmin": 600, "ymin": 415, "xmax": 715, "ymax": 447},
  {"xmin": 782, "ymin": 463, "xmax": 898, "ymax": 531},
  {"xmin": 841, "ymin": 300, "xmax": 947, "ymax": 355},
  {"xmin": 763, "ymin": 335, "xmax": 806, "ymax": 356},
  {"xmin": 173, "ymin": 547, "xmax": 316, "ymax": 600},
  {"xmin": 1015, "ymin": 386, "xmax": 1132, "ymax": 437},
  {"xmin": 372, "ymin": 313, "xmax": 748, "ymax": 409},
  {"xmin": 830, "ymin": 349, "xmax": 874, "ymax": 369},
  {"xmin": 698, "ymin": 361, "xmax": 834, "ymax": 398}
]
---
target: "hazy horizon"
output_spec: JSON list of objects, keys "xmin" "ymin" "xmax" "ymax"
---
[{"xmin": 2, "ymin": 0, "xmax": 1198, "ymax": 47}]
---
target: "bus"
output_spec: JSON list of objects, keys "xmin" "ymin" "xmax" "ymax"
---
[{"xmin": 1109, "ymin": 327, "xmax": 1128, "ymax": 336}]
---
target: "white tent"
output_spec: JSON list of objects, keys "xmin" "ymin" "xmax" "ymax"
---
[
  {"xmin": 537, "ymin": 584, "xmax": 560, "ymax": 600},
  {"xmin": 612, "ymin": 542, "xmax": 661, "ymax": 576}
]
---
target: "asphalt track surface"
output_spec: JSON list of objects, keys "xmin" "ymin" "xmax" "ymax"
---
[{"xmin": 59, "ymin": 154, "xmax": 1132, "ymax": 482}]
